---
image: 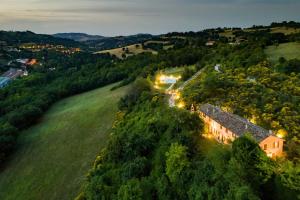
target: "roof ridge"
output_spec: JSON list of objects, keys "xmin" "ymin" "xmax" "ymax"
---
[{"xmin": 199, "ymin": 103, "xmax": 271, "ymax": 141}]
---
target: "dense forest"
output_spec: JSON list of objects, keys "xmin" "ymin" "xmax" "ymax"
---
[{"xmin": 182, "ymin": 43, "xmax": 300, "ymax": 160}]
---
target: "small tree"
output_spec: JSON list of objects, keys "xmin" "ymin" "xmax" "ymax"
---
[
  {"xmin": 117, "ymin": 179, "xmax": 143, "ymax": 200},
  {"xmin": 231, "ymin": 134, "xmax": 274, "ymax": 189},
  {"xmin": 278, "ymin": 160, "xmax": 300, "ymax": 191},
  {"xmin": 278, "ymin": 57, "xmax": 286, "ymax": 64}
]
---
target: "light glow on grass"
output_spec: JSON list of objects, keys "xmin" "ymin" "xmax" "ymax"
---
[
  {"xmin": 177, "ymin": 101, "xmax": 185, "ymax": 108},
  {"xmin": 174, "ymin": 91, "xmax": 180, "ymax": 100}
]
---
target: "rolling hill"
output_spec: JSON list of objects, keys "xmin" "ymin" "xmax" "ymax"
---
[
  {"xmin": 0, "ymin": 31, "xmax": 84, "ymax": 47},
  {"xmin": 53, "ymin": 32, "xmax": 155, "ymax": 51},
  {"xmin": 53, "ymin": 33, "xmax": 105, "ymax": 42},
  {"xmin": 85, "ymin": 34, "xmax": 154, "ymax": 50},
  {"xmin": 95, "ymin": 43, "xmax": 157, "ymax": 59},
  {"xmin": 265, "ymin": 42, "xmax": 300, "ymax": 63},
  {"xmin": 0, "ymin": 83, "xmax": 129, "ymax": 200}
]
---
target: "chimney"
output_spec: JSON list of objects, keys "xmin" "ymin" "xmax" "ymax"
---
[
  {"xmin": 245, "ymin": 124, "xmax": 248, "ymax": 129},
  {"xmin": 269, "ymin": 130, "xmax": 272, "ymax": 134}
]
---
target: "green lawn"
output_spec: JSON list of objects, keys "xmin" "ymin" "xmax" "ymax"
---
[
  {"xmin": 265, "ymin": 42, "xmax": 300, "ymax": 63},
  {"xmin": 0, "ymin": 83, "xmax": 128, "ymax": 200}
]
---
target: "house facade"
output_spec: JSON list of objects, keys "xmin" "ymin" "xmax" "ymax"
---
[{"xmin": 198, "ymin": 104, "xmax": 284, "ymax": 158}]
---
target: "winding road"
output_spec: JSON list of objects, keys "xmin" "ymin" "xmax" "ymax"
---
[{"xmin": 167, "ymin": 67, "xmax": 206, "ymax": 107}]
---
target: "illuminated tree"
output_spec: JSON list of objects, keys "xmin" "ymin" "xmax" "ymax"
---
[{"xmin": 165, "ymin": 143, "xmax": 190, "ymax": 183}]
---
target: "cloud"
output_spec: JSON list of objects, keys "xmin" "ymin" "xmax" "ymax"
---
[
  {"xmin": 0, "ymin": 0, "xmax": 300, "ymax": 35},
  {"xmin": 24, "ymin": 7, "xmax": 149, "ymax": 14},
  {"xmin": 175, "ymin": 0, "xmax": 299, "ymax": 3}
]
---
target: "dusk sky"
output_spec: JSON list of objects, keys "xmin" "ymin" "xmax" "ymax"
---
[{"xmin": 0, "ymin": 0, "xmax": 300, "ymax": 36}]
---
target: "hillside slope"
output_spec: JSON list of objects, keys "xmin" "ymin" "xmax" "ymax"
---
[
  {"xmin": 0, "ymin": 83, "xmax": 128, "ymax": 200},
  {"xmin": 85, "ymin": 34, "xmax": 154, "ymax": 50},
  {"xmin": 265, "ymin": 42, "xmax": 300, "ymax": 63},
  {"xmin": 53, "ymin": 33, "xmax": 105, "ymax": 42},
  {"xmin": 0, "ymin": 31, "xmax": 83, "ymax": 47},
  {"xmin": 95, "ymin": 43, "xmax": 157, "ymax": 59}
]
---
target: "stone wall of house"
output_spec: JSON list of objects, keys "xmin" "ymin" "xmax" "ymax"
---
[
  {"xmin": 259, "ymin": 135, "xmax": 284, "ymax": 157},
  {"xmin": 199, "ymin": 111, "xmax": 284, "ymax": 158},
  {"xmin": 199, "ymin": 112, "xmax": 236, "ymax": 144}
]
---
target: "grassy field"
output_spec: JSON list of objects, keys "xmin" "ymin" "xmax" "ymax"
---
[
  {"xmin": 265, "ymin": 42, "xmax": 300, "ymax": 63},
  {"xmin": 144, "ymin": 40, "xmax": 169, "ymax": 45},
  {"xmin": 219, "ymin": 30, "xmax": 235, "ymax": 38},
  {"xmin": 244, "ymin": 27, "xmax": 300, "ymax": 35},
  {"xmin": 0, "ymin": 83, "xmax": 129, "ymax": 200},
  {"xmin": 270, "ymin": 27, "xmax": 300, "ymax": 35},
  {"xmin": 95, "ymin": 44, "xmax": 157, "ymax": 59}
]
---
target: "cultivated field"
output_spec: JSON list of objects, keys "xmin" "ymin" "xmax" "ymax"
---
[
  {"xmin": 0, "ymin": 83, "xmax": 129, "ymax": 200},
  {"xmin": 265, "ymin": 42, "xmax": 300, "ymax": 63},
  {"xmin": 270, "ymin": 27, "xmax": 300, "ymax": 35},
  {"xmin": 95, "ymin": 43, "xmax": 157, "ymax": 59}
]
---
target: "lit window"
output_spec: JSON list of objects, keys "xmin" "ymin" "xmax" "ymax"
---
[
  {"xmin": 273, "ymin": 142, "xmax": 276, "ymax": 148},
  {"xmin": 264, "ymin": 144, "xmax": 267, "ymax": 150}
]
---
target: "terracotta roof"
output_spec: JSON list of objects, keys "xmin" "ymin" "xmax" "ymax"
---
[{"xmin": 199, "ymin": 104, "xmax": 272, "ymax": 142}]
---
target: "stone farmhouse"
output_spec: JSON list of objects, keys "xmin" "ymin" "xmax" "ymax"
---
[{"xmin": 198, "ymin": 104, "xmax": 284, "ymax": 158}]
